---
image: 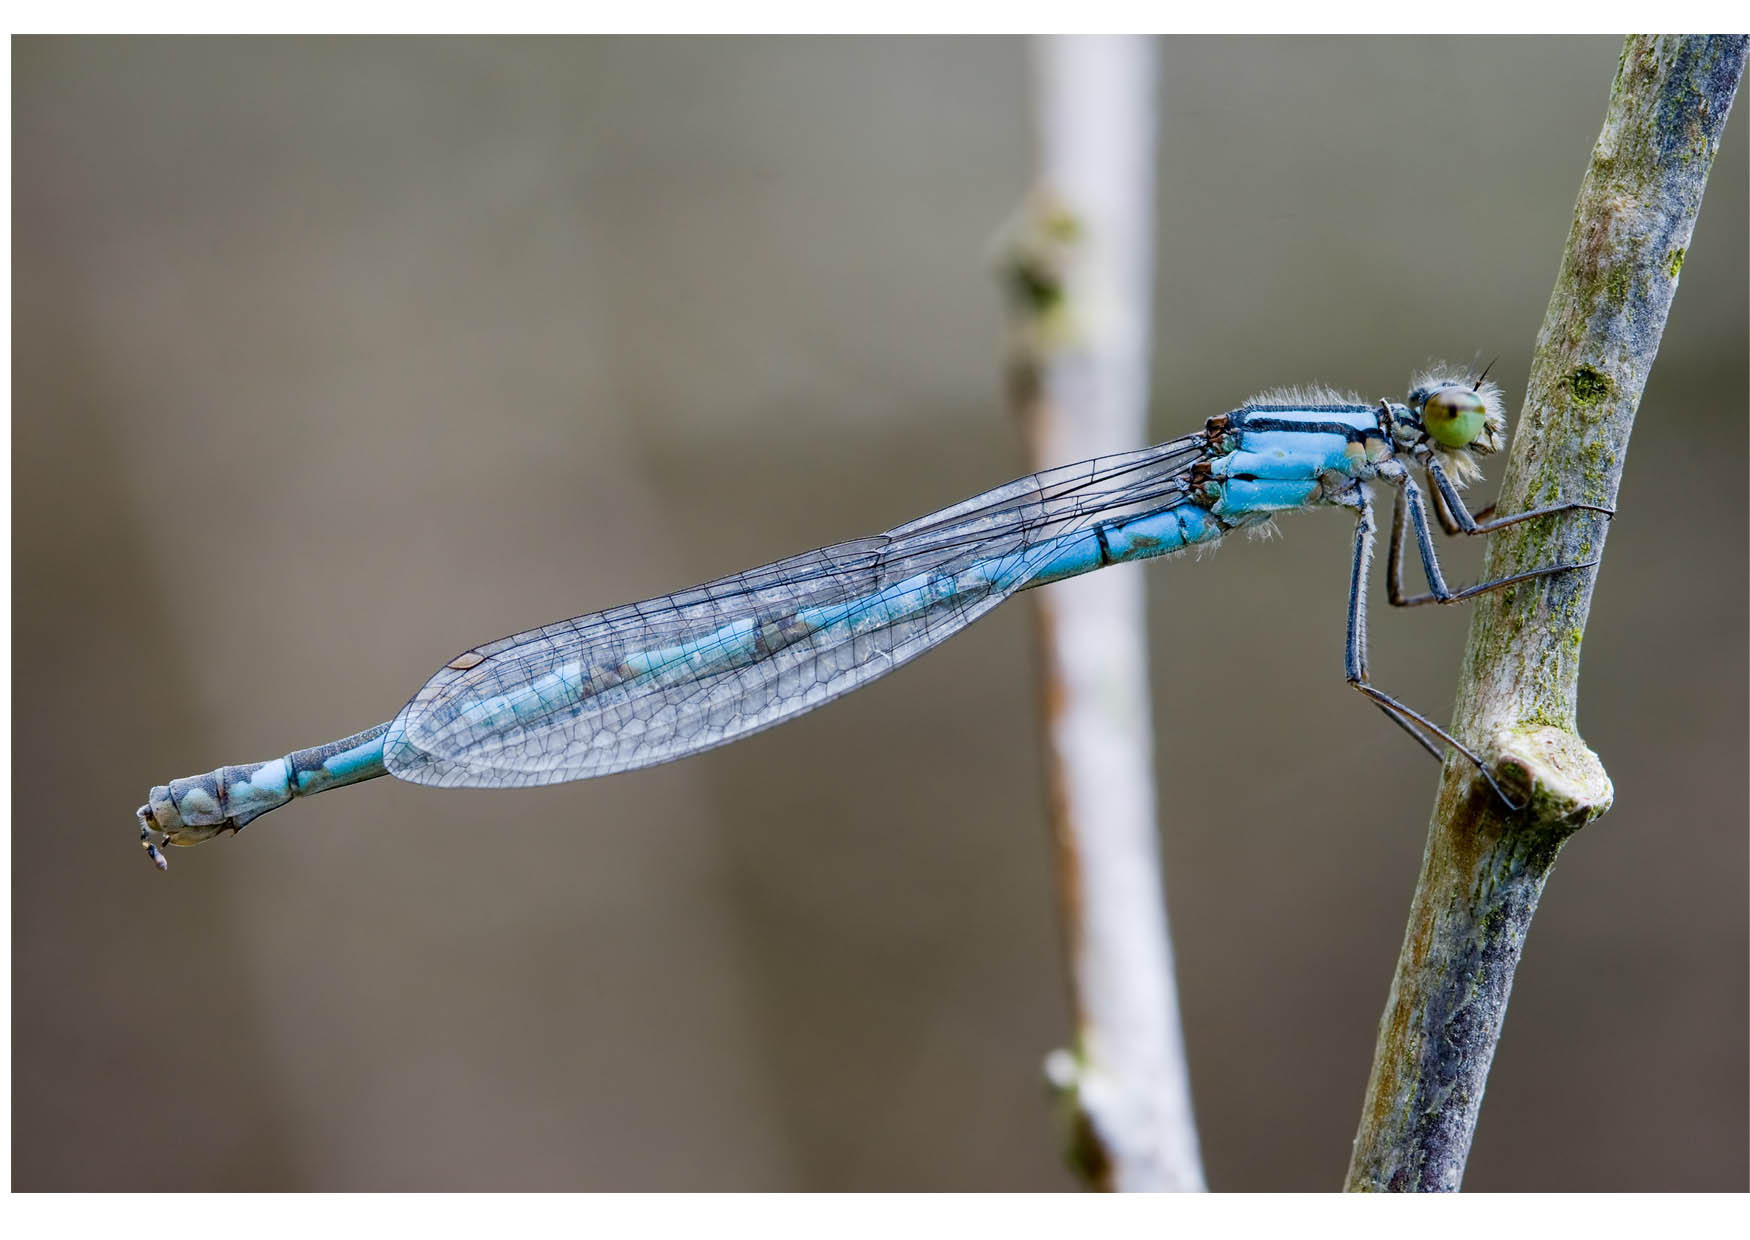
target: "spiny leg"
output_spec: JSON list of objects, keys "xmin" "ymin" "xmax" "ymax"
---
[
  {"xmin": 1343, "ymin": 485, "xmax": 1445, "ymax": 762},
  {"xmin": 1425, "ymin": 472, "xmax": 1492, "ymax": 535},
  {"xmin": 1382, "ymin": 463, "xmax": 1600, "ymax": 609},
  {"xmin": 1344, "ymin": 485, "xmax": 1524, "ymax": 807},
  {"xmin": 1424, "ymin": 455, "xmax": 1612, "ymax": 536},
  {"xmin": 1385, "ymin": 484, "xmax": 1416, "ymax": 608},
  {"xmin": 1344, "ymin": 486, "xmax": 1448, "ymax": 761},
  {"xmin": 1339, "ymin": 484, "xmax": 1375, "ymax": 688}
]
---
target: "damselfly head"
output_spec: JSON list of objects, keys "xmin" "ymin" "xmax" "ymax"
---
[{"xmin": 1406, "ymin": 367, "xmax": 1507, "ymax": 456}]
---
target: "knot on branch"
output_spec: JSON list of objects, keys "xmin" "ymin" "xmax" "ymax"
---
[
  {"xmin": 991, "ymin": 189, "xmax": 1087, "ymax": 365},
  {"xmin": 1490, "ymin": 724, "xmax": 1615, "ymax": 829},
  {"xmin": 1043, "ymin": 1045, "xmax": 1116, "ymax": 1188}
]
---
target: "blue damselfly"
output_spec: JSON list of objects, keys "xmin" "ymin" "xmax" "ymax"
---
[{"xmin": 137, "ymin": 368, "xmax": 1610, "ymax": 869}]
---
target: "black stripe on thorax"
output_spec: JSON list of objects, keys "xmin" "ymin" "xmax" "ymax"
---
[{"xmin": 1233, "ymin": 407, "xmax": 1383, "ymax": 441}]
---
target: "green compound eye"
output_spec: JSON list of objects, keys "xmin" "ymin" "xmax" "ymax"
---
[{"xmin": 1422, "ymin": 386, "xmax": 1488, "ymax": 449}]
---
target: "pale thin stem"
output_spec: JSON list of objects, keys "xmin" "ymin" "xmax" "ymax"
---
[
  {"xmin": 1345, "ymin": 35, "xmax": 1747, "ymax": 1193},
  {"xmin": 996, "ymin": 34, "xmax": 1205, "ymax": 1192}
]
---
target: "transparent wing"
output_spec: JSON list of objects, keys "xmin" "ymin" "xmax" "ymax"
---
[{"xmin": 384, "ymin": 433, "xmax": 1207, "ymax": 787}]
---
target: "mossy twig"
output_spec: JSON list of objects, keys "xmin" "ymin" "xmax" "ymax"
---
[{"xmin": 1345, "ymin": 34, "xmax": 1747, "ymax": 1192}]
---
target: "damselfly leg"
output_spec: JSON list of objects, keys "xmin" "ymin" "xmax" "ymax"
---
[
  {"xmin": 1384, "ymin": 461, "xmax": 1609, "ymax": 609},
  {"xmin": 1342, "ymin": 485, "xmax": 1519, "ymax": 804},
  {"xmin": 1423, "ymin": 454, "xmax": 1613, "ymax": 540},
  {"xmin": 1345, "ymin": 472, "xmax": 1609, "ymax": 810},
  {"xmin": 1426, "ymin": 472, "xmax": 1495, "ymax": 534}
]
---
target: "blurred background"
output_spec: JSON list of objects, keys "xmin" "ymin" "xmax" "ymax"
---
[{"xmin": 12, "ymin": 36, "xmax": 1745, "ymax": 1190}]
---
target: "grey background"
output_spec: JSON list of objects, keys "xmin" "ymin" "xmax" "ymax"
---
[{"xmin": 13, "ymin": 36, "xmax": 1746, "ymax": 1190}]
